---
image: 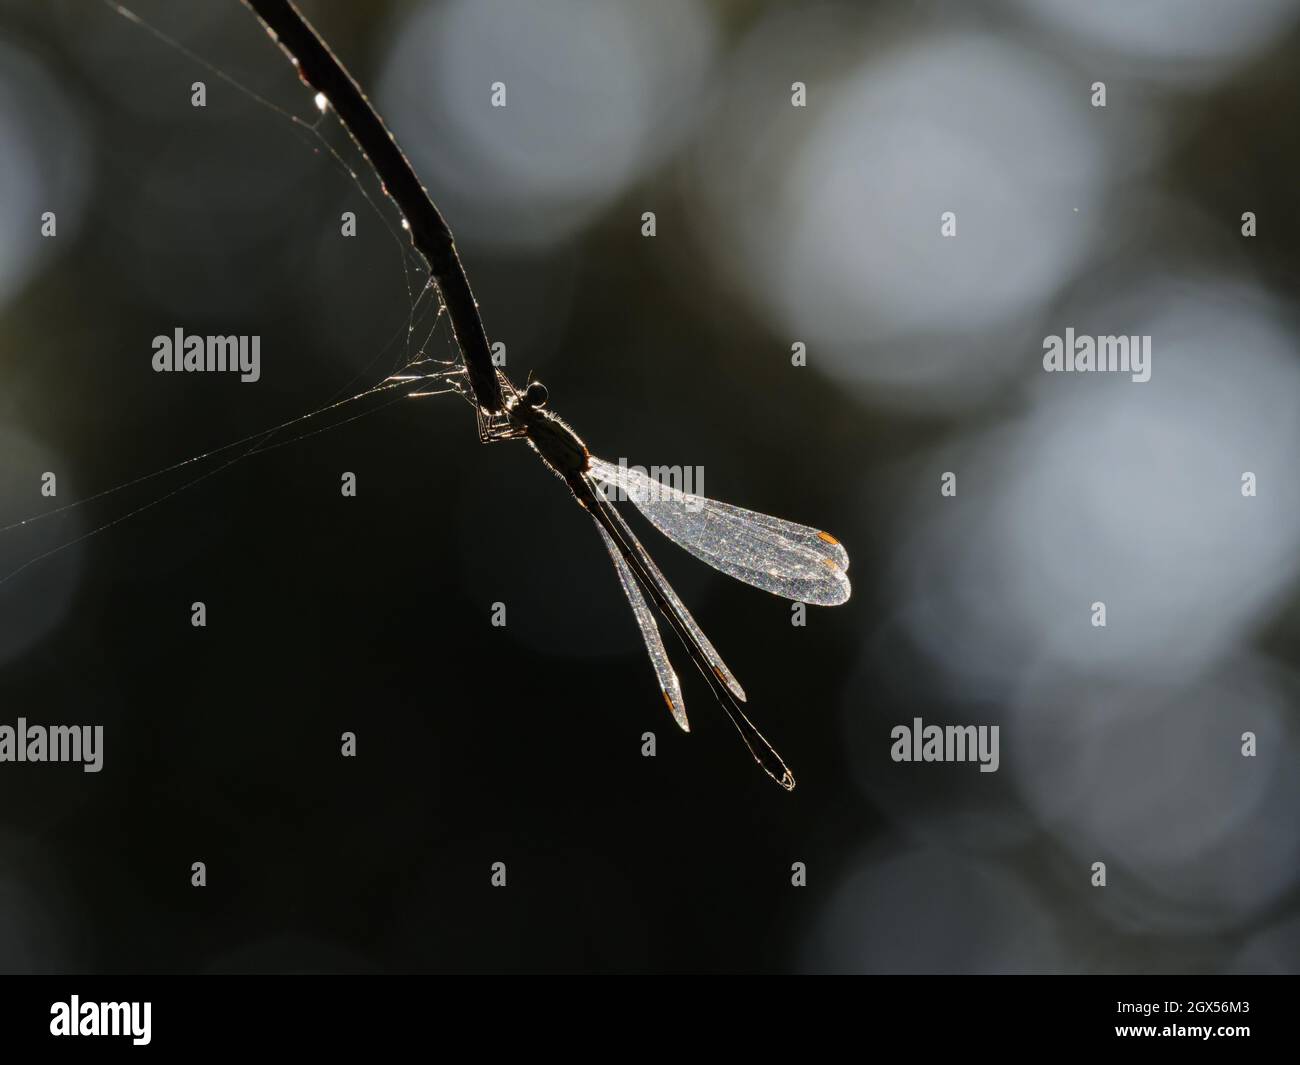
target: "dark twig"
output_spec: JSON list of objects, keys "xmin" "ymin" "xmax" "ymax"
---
[{"xmin": 243, "ymin": 0, "xmax": 505, "ymax": 413}]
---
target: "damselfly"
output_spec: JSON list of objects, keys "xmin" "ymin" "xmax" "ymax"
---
[
  {"xmin": 478, "ymin": 375, "xmax": 850, "ymax": 791},
  {"xmin": 242, "ymin": 0, "xmax": 851, "ymax": 790}
]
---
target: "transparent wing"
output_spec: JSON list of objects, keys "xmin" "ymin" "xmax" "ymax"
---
[
  {"xmin": 586, "ymin": 475, "xmax": 747, "ymax": 704},
  {"xmin": 592, "ymin": 517, "xmax": 688, "ymax": 732},
  {"xmin": 588, "ymin": 457, "xmax": 851, "ymax": 607},
  {"xmin": 703, "ymin": 498, "xmax": 849, "ymax": 571},
  {"xmin": 586, "ymin": 478, "xmax": 792, "ymax": 790}
]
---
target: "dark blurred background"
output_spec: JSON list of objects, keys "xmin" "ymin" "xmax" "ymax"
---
[{"xmin": 1, "ymin": 0, "xmax": 1298, "ymax": 973}]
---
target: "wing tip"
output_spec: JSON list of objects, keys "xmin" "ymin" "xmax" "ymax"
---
[
  {"xmin": 818, "ymin": 530, "xmax": 850, "ymax": 570},
  {"xmin": 664, "ymin": 690, "xmax": 690, "ymax": 732},
  {"xmin": 814, "ymin": 563, "xmax": 852, "ymax": 606},
  {"xmin": 712, "ymin": 664, "xmax": 747, "ymax": 703}
]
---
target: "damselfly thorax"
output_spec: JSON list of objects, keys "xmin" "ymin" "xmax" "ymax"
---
[{"xmin": 495, "ymin": 381, "xmax": 594, "ymax": 498}]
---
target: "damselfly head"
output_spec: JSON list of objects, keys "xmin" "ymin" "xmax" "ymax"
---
[{"xmin": 521, "ymin": 381, "xmax": 549, "ymax": 409}]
